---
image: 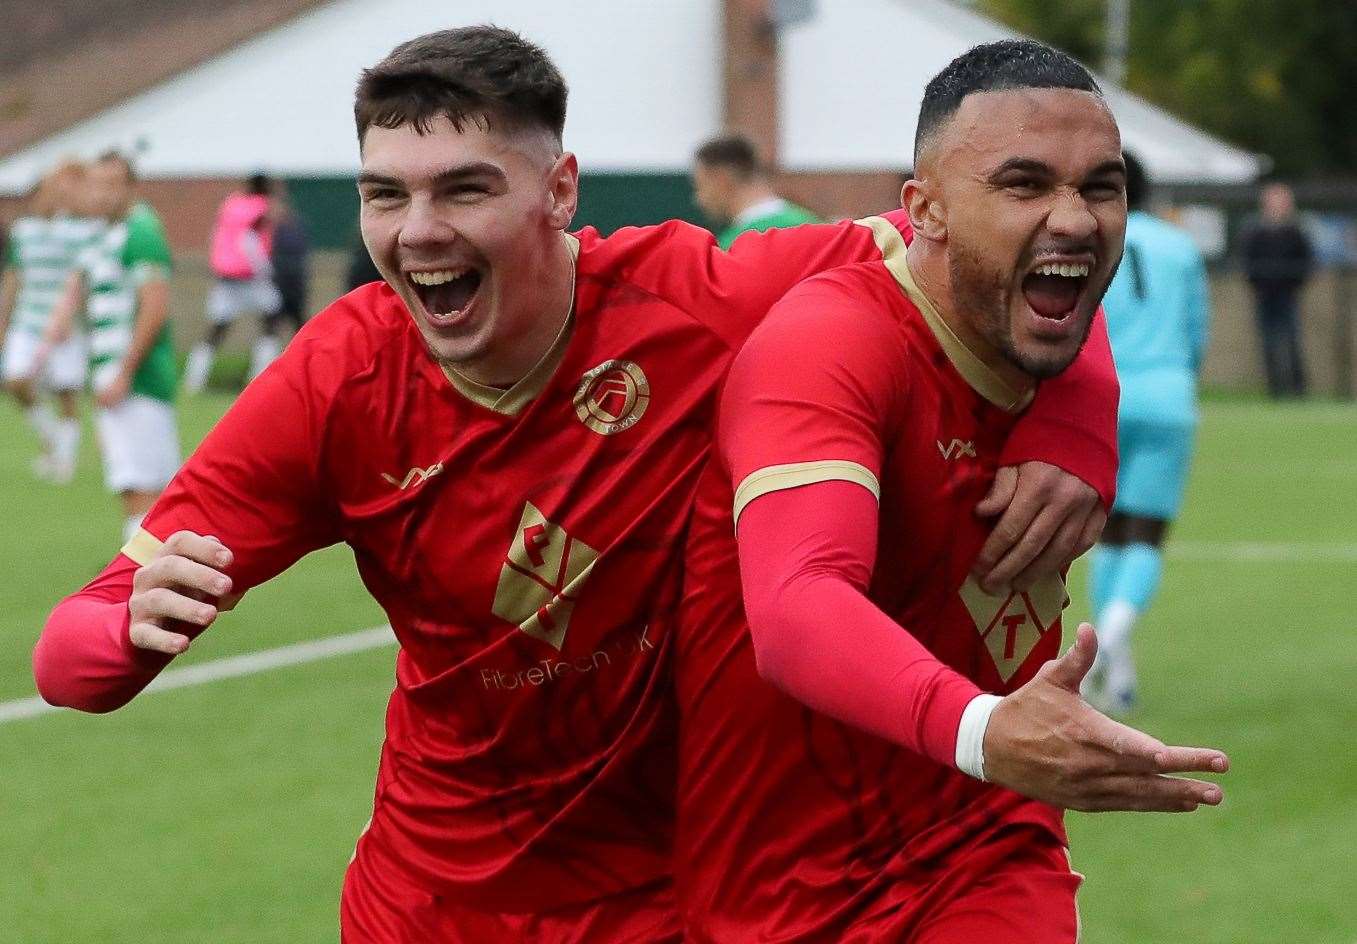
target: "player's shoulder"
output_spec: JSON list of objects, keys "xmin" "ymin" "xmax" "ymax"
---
[
  {"xmin": 572, "ymin": 220, "xmax": 744, "ymax": 339},
  {"xmin": 127, "ymin": 203, "xmax": 165, "ymax": 233},
  {"xmin": 286, "ymin": 280, "xmax": 412, "ymax": 382},
  {"xmin": 573, "ymin": 219, "xmax": 715, "ymax": 283},
  {"xmin": 772, "ymin": 260, "xmax": 911, "ymax": 328},
  {"xmin": 743, "ymin": 261, "xmax": 911, "ymax": 367}
]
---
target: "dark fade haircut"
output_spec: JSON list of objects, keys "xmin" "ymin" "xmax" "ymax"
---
[
  {"xmin": 914, "ymin": 39, "xmax": 1101, "ymax": 163},
  {"xmin": 694, "ymin": 134, "xmax": 761, "ymax": 180},
  {"xmin": 96, "ymin": 150, "xmax": 136, "ymax": 182},
  {"xmin": 1122, "ymin": 150, "xmax": 1149, "ymax": 210},
  {"xmin": 354, "ymin": 26, "xmax": 567, "ymax": 148}
]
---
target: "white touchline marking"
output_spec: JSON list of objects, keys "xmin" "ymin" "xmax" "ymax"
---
[
  {"xmin": 3, "ymin": 540, "xmax": 1354, "ymax": 723},
  {"xmin": 1167, "ymin": 542, "xmax": 1357, "ymax": 563},
  {"xmin": 0, "ymin": 625, "xmax": 396, "ymax": 725}
]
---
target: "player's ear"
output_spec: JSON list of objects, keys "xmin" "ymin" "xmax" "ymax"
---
[
  {"xmin": 903, "ymin": 177, "xmax": 946, "ymax": 242},
  {"xmin": 546, "ymin": 152, "xmax": 579, "ymax": 231}
]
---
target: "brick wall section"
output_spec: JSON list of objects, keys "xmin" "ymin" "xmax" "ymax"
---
[
  {"xmin": 721, "ymin": 0, "xmax": 779, "ymax": 164},
  {"xmin": 0, "ymin": 0, "xmax": 327, "ymax": 159}
]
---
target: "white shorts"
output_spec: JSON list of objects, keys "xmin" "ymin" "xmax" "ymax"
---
[
  {"xmin": 207, "ymin": 277, "xmax": 282, "ymax": 324},
  {"xmin": 2, "ymin": 329, "xmax": 87, "ymax": 390},
  {"xmin": 94, "ymin": 393, "xmax": 180, "ymax": 494}
]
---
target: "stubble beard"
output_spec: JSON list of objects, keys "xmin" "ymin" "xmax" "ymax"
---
[{"xmin": 948, "ymin": 239, "xmax": 1093, "ymax": 381}]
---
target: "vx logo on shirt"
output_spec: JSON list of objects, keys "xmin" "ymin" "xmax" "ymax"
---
[
  {"xmin": 936, "ymin": 439, "xmax": 977, "ymax": 460},
  {"xmin": 381, "ymin": 463, "xmax": 444, "ymax": 490}
]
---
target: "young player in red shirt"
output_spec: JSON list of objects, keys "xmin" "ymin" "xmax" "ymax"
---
[
  {"xmin": 676, "ymin": 41, "xmax": 1230, "ymax": 943},
  {"xmin": 35, "ymin": 29, "xmax": 1121, "ymax": 942}
]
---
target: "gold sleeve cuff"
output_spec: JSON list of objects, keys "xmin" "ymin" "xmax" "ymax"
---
[
  {"xmin": 732, "ymin": 460, "xmax": 880, "ymax": 528},
  {"xmin": 120, "ymin": 528, "xmax": 163, "ymax": 566}
]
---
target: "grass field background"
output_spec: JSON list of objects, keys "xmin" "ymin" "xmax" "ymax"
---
[{"xmin": 2, "ymin": 389, "xmax": 1353, "ymax": 942}]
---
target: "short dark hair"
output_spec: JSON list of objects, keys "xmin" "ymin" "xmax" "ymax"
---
[
  {"xmin": 96, "ymin": 150, "xmax": 136, "ymax": 182},
  {"xmin": 1122, "ymin": 150, "xmax": 1149, "ymax": 210},
  {"xmin": 247, "ymin": 173, "xmax": 272, "ymax": 196},
  {"xmin": 694, "ymin": 134, "xmax": 760, "ymax": 180},
  {"xmin": 354, "ymin": 26, "xmax": 567, "ymax": 147},
  {"xmin": 915, "ymin": 40, "xmax": 1101, "ymax": 162}
]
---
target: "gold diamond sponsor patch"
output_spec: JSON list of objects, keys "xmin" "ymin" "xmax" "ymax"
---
[
  {"xmin": 492, "ymin": 501, "xmax": 599, "ymax": 650},
  {"xmin": 959, "ymin": 573, "xmax": 1068, "ymax": 682}
]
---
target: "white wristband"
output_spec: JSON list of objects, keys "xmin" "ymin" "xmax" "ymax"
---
[{"xmin": 955, "ymin": 693, "xmax": 1003, "ymax": 781}]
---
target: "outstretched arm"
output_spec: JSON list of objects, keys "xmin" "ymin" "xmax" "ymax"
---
[
  {"xmin": 739, "ymin": 481, "xmax": 982, "ymax": 767},
  {"xmin": 33, "ymin": 316, "xmax": 344, "ymax": 712},
  {"xmin": 34, "ymin": 533, "xmax": 233, "ymax": 712},
  {"xmin": 738, "ymin": 482, "xmax": 1229, "ymax": 810},
  {"xmin": 984, "ymin": 625, "xmax": 1228, "ymax": 811}
]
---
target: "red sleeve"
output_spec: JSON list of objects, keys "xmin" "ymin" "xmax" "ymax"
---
[
  {"xmin": 719, "ymin": 275, "xmax": 980, "ymax": 766},
  {"xmin": 33, "ymin": 316, "xmax": 350, "ymax": 713},
  {"xmin": 719, "ymin": 272, "xmax": 903, "ymax": 494},
  {"xmin": 33, "ymin": 556, "xmax": 171, "ymax": 712},
  {"xmin": 1002, "ymin": 308, "xmax": 1119, "ymax": 508},
  {"xmin": 736, "ymin": 476, "xmax": 982, "ymax": 766},
  {"xmin": 136, "ymin": 326, "xmax": 345, "ymax": 592},
  {"xmin": 596, "ymin": 218, "xmax": 883, "ymax": 351}
]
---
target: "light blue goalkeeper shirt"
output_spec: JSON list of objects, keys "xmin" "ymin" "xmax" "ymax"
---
[{"xmin": 1103, "ymin": 210, "xmax": 1211, "ymax": 426}]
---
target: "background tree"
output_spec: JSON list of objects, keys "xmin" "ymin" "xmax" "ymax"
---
[{"xmin": 978, "ymin": 0, "xmax": 1357, "ymax": 177}]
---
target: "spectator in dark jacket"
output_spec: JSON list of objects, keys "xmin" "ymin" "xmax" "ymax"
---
[
  {"xmin": 269, "ymin": 196, "xmax": 311, "ymax": 334},
  {"xmin": 345, "ymin": 227, "xmax": 382, "ymax": 292},
  {"xmin": 1241, "ymin": 183, "xmax": 1313, "ymax": 398}
]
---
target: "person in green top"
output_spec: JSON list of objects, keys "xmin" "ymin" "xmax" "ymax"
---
[
  {"xmin": 692, "ymin": 134, "xmax": 819, "ymax": 250},
  {"xmin": 47, "ymin": 152, "xmax": 181, "ymax": 542}
]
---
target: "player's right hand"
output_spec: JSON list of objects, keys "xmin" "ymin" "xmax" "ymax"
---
[
  {"xmin": 982, "ymin": 623, "xmax": 1229, "ymax": 813},
  {"xmin": 128, "ymin": 531, "xmax": 234, "ymax": 655}
]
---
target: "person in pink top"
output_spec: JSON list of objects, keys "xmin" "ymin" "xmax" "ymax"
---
[{"xmin": 183, "ymin": 173, "xmax": 283, "ymax": 392}]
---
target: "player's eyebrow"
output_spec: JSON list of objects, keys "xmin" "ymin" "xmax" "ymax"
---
[
  {"xmin": 1086, "ymin": 159, "xmax": 1129, "ymax": 180},
  {"xmin": 357, "ymin": 162, "xmax": 507, "ymax": 188},
  {"xmin": 985, "ymin": 158, "xmax": 1055, "ymax": 181},
  {"xmin": 986, "ymin": 157, "xmax": 1128, "ymax": 183}
]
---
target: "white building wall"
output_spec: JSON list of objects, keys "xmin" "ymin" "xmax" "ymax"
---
[{"xmin": 0, "ymin": 0, "xmax": 722, "ymax": 191}]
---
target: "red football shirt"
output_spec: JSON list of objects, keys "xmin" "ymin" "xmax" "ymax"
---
[
  {"xmin": 35, "ymin": 212, "xmax": 1112, "ymax": 935},
  {"xmin": 676, "ymin": 247, "xmax": 1074, "ymax": 939}
]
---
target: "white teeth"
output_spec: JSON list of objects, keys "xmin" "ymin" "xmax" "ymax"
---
[
  {"xmin": 1033, "ymin": 262, "xmax": 1090, "ymax": 278},
  {"xmin": 409, "ymin": 268, "xmax": 469, "ymax": 286}
]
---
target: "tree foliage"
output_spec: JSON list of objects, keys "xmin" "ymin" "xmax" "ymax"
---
[{"xmin": 977, "ymin": 0, "xmax": 1357, "ymax": 177}]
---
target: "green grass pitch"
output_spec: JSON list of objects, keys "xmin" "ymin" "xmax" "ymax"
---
[{"xmin": 1, "ymin": 391, "xmax": 1353, "ymax": 942}]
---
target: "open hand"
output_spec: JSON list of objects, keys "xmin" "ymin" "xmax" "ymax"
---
[{"xmin": 982, "ymin": 624, "xmax": 1229, "ymax": 813}]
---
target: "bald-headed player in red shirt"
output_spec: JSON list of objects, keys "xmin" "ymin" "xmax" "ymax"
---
[
  {"xmin": 35, "ymin": 29, "xmax": 1122, "ymax": 943},
  {"xmin": 676, "ymin": 42, "xmax": 1229, "ymax": 943}
]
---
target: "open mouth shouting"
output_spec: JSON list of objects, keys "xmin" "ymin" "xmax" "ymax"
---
[
  {"xmin": 407, "ymin": 266, "xmax": 485, "ymax": 328},
  {"xmin": 1020, "ymin": 258, "xmax": 1093, "ymax": 337}
]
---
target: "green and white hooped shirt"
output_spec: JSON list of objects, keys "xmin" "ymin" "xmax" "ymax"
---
[
  {"xmin": 78, "ymin": 203, "xmax": 178, "ymax": 403},
  {"xmin": 4, "ymin": 214, "xmax": 105, "ymax": 335}
]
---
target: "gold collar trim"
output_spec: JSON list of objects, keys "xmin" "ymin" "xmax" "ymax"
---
[
  {"xmin": 854, "ymin": 216, "xmax": 1034, "ymax": 413},
  {"xmin": 440, "ymin": 232, "xmax": 580, "ymax": 416}
]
